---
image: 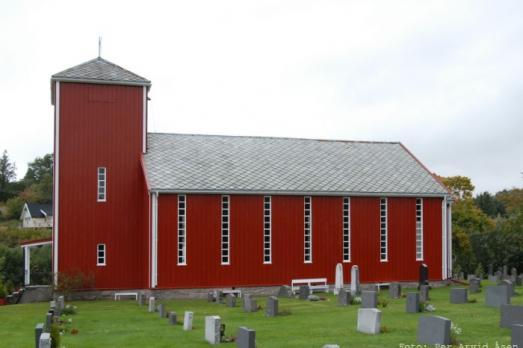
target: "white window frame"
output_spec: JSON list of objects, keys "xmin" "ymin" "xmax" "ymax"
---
[
  {"xmin": 263, "ymin": 196, "xmax": 272, "ymax": 264},
  {"xmin": 97, "ymin": 167, "xmax": 107, "ymax": 202},
  {"xmin": 304, "ymin": 196, "xmax": 312, "ymax": 263},
  {"xmin": 380, "ymin": 198, "xmax": 388, "ymax": 262},
  {"xmin": 221, "ymin": 195, "xmax": 230, "ymax": 265},
  {"xmin": 416, "ymin": 198, "xmax": 424, "ymax": 261},
  {"xmin": 178, "ymin": 194, "xmax": 187, "ymax": 265},
  {"xmin": 97, "ymin": 243, "xmax": 106, "ymax": 266},
  {"xmin": 343, "ymin": 197, "xmax": 351, "ymax": 263}
]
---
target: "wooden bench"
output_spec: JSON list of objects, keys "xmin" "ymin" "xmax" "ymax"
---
[
  {"xmin": 291, "ymin": 278, "xmax": 328, "ymax": 294},
  {"xmin": 222, "ymin": 289, "xmax": 242, "ymax": 298},
  {"xmin": 114, "ymin": 292, "xmax": 138, "ymax": 301}
]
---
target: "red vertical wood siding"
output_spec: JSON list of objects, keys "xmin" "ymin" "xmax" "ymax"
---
[
  {"xmin": 156, "ymin": 194, "xmax": 444, "ymax": 288},
  {"xmin": 57, "ymin": 82, "xmax": 148, "ymax": 289}
]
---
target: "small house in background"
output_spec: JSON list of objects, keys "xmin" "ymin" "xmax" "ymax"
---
[{"xmin": 20, "ymin": 203, "xmax": 53, "ymax": 229}]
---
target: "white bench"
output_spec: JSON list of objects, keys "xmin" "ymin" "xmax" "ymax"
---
[
  {"xmin": 114, "ymin": 292, "xmax": 138, "ymax": 301},
  {"xmin": 291, "ymin": 278, "xmax": 328, "ymax": 294},
  {"xmin": 222, "ymin": 289, "xmax": 242, "ymax": 298},
  {"xmin": 376, "ymin": 283, "xmax": 390, "ymax": 292}
]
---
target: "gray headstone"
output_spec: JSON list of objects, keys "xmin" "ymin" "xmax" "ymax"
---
[
  {"xmin": 39, "ymin": 332, "xmax": 51, "ymax": 348},
  {"xmin": 419, "ymin": 285, "xmax": 430, "ymax": 303},
  {"xmin": 183, "ymin": 311, "xmax": 193, "ymax": 331},
  {"xmin": 517, "ymin": 275, "xmax": 523, "ymax": 287},
  {"xmin": 148, "ymin": 297, "xmax": 156, "ymax": 313},
  {"xmin": 511, "ymin": 267, "xmax": 518, "ymax": 281},
  {"xmin": 500, "ymin": 279, "xmax": 515, "ymax": 297},
  {"xmin": 277, "ymin": 285, "xmax": 292, "ymax": 298},
  {"xmin": 406, "ymin": 292, "xmax": 420, "ymax": 313},
  {"xmin": 416, "ymin": 316, "xmax": 451, "ymax": 345},
  {"xmin": 450, "ymin": 288, "xmax": 468, "ymax": 304},
  {"xmin": 157, "ymin": 303, "xmax": 165, "ymax": 318},
  {"xmin": 138, "ymin": 293, "xmax": 145, "ymax": 306},
  {"xmin": 512, "ymin": 324, "xmax": 523, "ymax": 347},
  {"xmin": 419, "ymin": 263, "xmax": 429, "ymax": 287},
  {"xmin": 503, "ymin": 265, "xmax": 509, "ymax": 279},
  {"xmin": 207, "ymin": 292, "xmax": 214, "ymax": 302},
  {"xmin": 361, "ymin": 291, "xmax": 377, "ymax": 309},
  {"xmin": 35, "ymin": 323, "xmax": 44, "ymax": 348},
  {"xmin": 205, "ymin": 315, "xmax": 221, "ymax": 344},
  {"xmin": 500, "ymin": 305, "xmax": 523, "ymax": 328},
  {"xmin": 216, "ymin": 290, "xmax": 224, "ymax": 304},
  {"xmin": 49, "ymin": 301, "xmax": 56, "ymax": 310},
  {"xmin": 265, "ymin": 296, "xmax": 278, "ymax": 317},
  {"xmin": 489, "ymin": 274, "xmax": 501, "ymax": 283},
  {"xmin": 486, "ymin": 285, "xmax": 511, "ymax": 308},
  {"xmin": 351, "ymin": 265, "xmax": 360, "ymax": 296},
  {"xmin": 168, "ymin": 312, "xmax": 177, "ymax": 325},
  {"xmin": 226, "ymin": 294, "xmax": 236, "ymax": 307},
  {"xmin": 299, "ymin": 285, "xmax": 310, "ymax": 300},
  {"xmin": 243, "ymin": 294, "xmax": 258, "ymax": 312},
  {"xmin": 357, "ymin": 308, "xmax": 381, "ymax": 334},
  {"xmin": 338, "ymin": 288, "xmax": 351, "ymax": 306},
  {"xmin": 45, "ymin": 313, "xmax": 53, "ymax": 331},
  {"xmin": 469, "ymin": 278, "xmax": 481, "ymax": 293},
  {"xmin": 57, "ymin": 296, "xmax": 65, "ymax": 312},
  {"xmin": 237, "ymin": 327, "xmax": 255, "ymax": 348},
  {"xmin": 389, "ymin": 283, "xmax": 401, "ymax": 299}
]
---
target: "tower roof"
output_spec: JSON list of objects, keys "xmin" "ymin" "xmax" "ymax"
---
[{"xmin": 51, "ymin": 57, "xmax": 151, "ymax": 86}]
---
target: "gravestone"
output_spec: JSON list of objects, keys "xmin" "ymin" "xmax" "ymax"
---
[
  {"xmin": 512, "ymin": 324, "xmax": 523, "ymax": 347},
  {"xmin": 45, "ymin": 312, "xmax": 53, "ymax": 331},
  {"xmin": 469, "ymin": 278, "xmax": 481, "ymax": 293},
  {"xmin": 420, "ymin": 285, "xmax": 430, "ymax": 303},
  {"xmin": 338, "ymin": 288, "xmax": 351, "ymax": 306},
  {"xmin": 501, "ymin": 279, "xmax": 515, "ymax": 297},
  {"xmin": 389, "ymin": 283, "xmax": 401, "ymax": 299},
  {"xmin": 334, "ymin": 263, "xmax": 344, "ymax": 295},
  {"xmin": 148, "ymin": 297, "xmax": 156, "ymax": 313},
  {"xmin": 511, "ymin": 268, "xmax": 518, "ymax": 283},
  {"xmin": 517, "ymin": 275, "xmax": 523, "ymax": 287},
  {"xmin": 207, "ymin": 292, "xmax": 214, "ymax": 302},
  {"xmin": 157, "ymin": 303, "xmax": 165, "ymax": 318},
  {"xmin": 138, "ymin": 293, "xmax": 145, "ymax": 306},
  {"xmin": 467, "ymin": 274, "xmax": 476, "ymax": 281},
  {"xmin": 39, "ymin": 332, "xmax": 51, "ymax": 348},
  {"xmin": 216, "ymin": 290, "xmax": 224, "ymax": 304},
  {"xmin": 406, "ymin": 292, "xmax": 420, "ymax": 313},
  {"xmin": 183, "ymin": 311, "xmax": 193, "ymax": 331},
  {"xmin": 237, "ymin": 327, "xmax": 255, "ymax": 348},
  {"xmin": 367, "ymin": 284, "xmax": 379, "ymax": 293},
  {"xmin": 243, "ymin": 294, "xmax": 258, "ymax": 312},
  {"xmin": 168, "ymin": 312, "xmax": 177, "ymax": 325},
  {"xmin": 351, "ymin": 265, "xmax": 360, "ymax": 296},
  {"xmin": 503, "ymin": 265, "xmax": 509, "ymax": 279},
  {"xmin": 357, "ymin": 308, "xmax": 381, "ymax": 334},
  {"xmin": 416, "ymin": 316, "xmax": 451, "ymax": 345},
  {"xmin": 226, "ymin": 294, "xmax": 236, "ymax": 307},
  {"xmin": 57, "ymin": 296, "xmax": 65, "ymax": 313},
  {"xmin": 277, "ymin": 285, "xmax": 292, "ymax": 298},
  {"xmin": 49, "ymin": 301, "xmax": 56, "ymax": 310},
  {"xmin": 35, "ymin": 323, "xmax": 44, "ymax": 348},
  {"xmin": 489, "ymin": 272, "xmax": 501, "ymax": 283},
  {"xmin": 450, "ymin": 288, "xmax": 468, "ymax": 304},
  {"xmin": 361, "ymin": 291, "xmax": 377, "ymax": 309},
  {"xmin": 265, "ymin": 296, "xmax": 278, "ymax": 317},
  {"xmin": 299, "ymin": 285, "xmax": 310, "ymax": 300},
  {"xmin": 419, "ymin": 264, "xmax": 428, "ymax": 287},
  {"xmin": 500, "ymin": 305, "xmax": 523, "ymax": 328},
  {"xmin": 485, "ymin": 285, "xmax": 511, "ymax": 308},
  {"xmin": 205, "ymin": 316, "xmax": 221, "ymax": 344}
]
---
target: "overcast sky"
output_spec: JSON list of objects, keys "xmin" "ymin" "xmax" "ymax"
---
[{"xmin": 1, "ymin": 0, "xmax": 522, "ymax": 194}]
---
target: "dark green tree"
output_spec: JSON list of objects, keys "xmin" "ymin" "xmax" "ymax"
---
[
  {"xmin": 24, "ymin": 154, "xmax": 53, "ymax": 185},
  {"xmin": 0, "ymin": 150, "xmax": 17, "ymax": 201},
  {"xmin": 475, "ymin": 192, "xmax": 506, "ymax": 217}
]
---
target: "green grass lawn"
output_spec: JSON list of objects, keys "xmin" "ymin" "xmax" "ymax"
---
[{"xmin": 0, "ymin": 284, "xmax": 518, "ymax": 348}]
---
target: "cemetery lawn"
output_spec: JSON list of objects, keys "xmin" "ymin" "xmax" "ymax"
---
[{"xmin": 0, "ymin": 283, "xmax": 519, "ymax": 348}]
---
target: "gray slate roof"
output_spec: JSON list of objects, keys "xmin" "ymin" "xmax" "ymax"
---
[
  {"xmin": 26, "ymin": 203, "xmax": 53, "ymax": 218},
  {"xmin": 52, "ymin": 57, "xmax": 150, "ymax": 86},
  {"xmin": 143, "ymin": 133, "xmax": 448, "ymax": 196}
]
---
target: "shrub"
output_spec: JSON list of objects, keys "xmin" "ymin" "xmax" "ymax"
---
[
  {"xmin": 50, "ymin": 323, "xmax": 61, "ymax": 348},
  {"xmin": 5, "ymin": 197, "xmax": 24, "ymax": 220},
  {"xmin": 62, "ymin": 304, "xmax": 77, "ymax": 315},
  {"xmin": 377, "ymin": 298, "xmax": 389, "ymax": 308},
  {"xmin": 55, "ymin": 271, "xmax": 95, "ymax": 300}
]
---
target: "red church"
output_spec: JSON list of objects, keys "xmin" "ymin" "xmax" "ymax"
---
[{"xmin": 50, "ymin": 57, "xmax": 452, "ymax": 292}]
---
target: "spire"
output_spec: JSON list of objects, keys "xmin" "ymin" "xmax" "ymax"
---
[{"xmin": 98, "ymin": 37, "xmax": 102, "ymax": 58}]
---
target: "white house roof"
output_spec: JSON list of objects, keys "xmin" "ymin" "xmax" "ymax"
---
[{"xmin": 143, "ymin": 133, "xmax": 448, "ymax": 196}]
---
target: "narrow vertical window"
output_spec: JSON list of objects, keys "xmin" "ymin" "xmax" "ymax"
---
[
  {"xmin": 343, "ymin": 197, "xmax": 351, "ymax": 262},
  {"xmin": 380, "ymin": 198, "xmax": 388, "ymax": 262},
  {"xmin": 97, "ymin": 244, "xmax": 106, "ymax": 266},
  {"xmin": 178, "ymin": 194, "xmax": 187, "ymax": 265},
  {"xmin": 97, "ymin": 167, "xmax": 106, "ymax": 202},
  {"xmin": 221, "ymin": 195, "xmax": 230, "ymax": 265},
  {"xmin": 304, "ymin": 196, "xmax": 312, "ymax": 263},
  {"xmin": 263, "ymin": 196, "xmax": 272, "ymax": 264},
  {"xmin": 416, "ymin": 198, "xmax": 423, "ymax": 260}
]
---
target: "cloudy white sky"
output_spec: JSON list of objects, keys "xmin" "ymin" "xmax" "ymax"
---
[{"xmin": 1, "ymin": 0, "xmax": 522, "ymax": 194}]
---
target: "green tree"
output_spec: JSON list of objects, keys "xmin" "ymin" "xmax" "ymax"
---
[
  {"xmin": 475, "ymin": 192, "xmax": 506, "ymax": 217},
  {"xmin": 496, "ymin": 189, "xmax": 523, "ymax": 214},
  {"xmin": 24, "ymin": 154, "xmax": 53, "ymax": 185},
  {"xmin": 5, "ymin": 196, "xmax": 24, "ymax": 220},
  {"xmin": 0, "ymin": 150, "xmax": 17, "ymax": 201},
  {"xmin": 440, "ymin": 175, "xmax": 475, "ymax": 201}
]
